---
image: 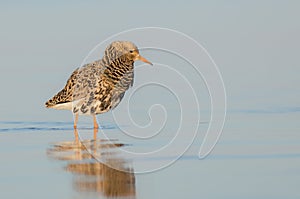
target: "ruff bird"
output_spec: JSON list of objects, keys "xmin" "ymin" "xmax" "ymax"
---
[{"xmin": 45, "ymin": 41, "xmax": 152, "ymax": 129}]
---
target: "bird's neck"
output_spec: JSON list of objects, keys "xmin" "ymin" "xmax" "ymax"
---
[
  {"xmin": 101, "ymin": 54, "xmax": 134, "ymax": 81},
  {"xmin": 101, "ymin": 54, "xmax": 133, "ymax": 68}
]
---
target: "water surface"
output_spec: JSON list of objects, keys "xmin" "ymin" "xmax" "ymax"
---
[{"xmin": 0, "ymin": 112, "xmax": 299, "ymax": 199}]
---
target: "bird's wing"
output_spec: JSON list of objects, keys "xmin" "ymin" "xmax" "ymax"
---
[
  {"xmin": 45, "ymin": 68, "xmax": 80, "ymax": 108},
  {"xmin": 45, "ymin": 60, "xmax": 103, "ymax": 108}
]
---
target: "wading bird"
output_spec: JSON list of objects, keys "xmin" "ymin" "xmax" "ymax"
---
[{"xmin": 45, "ymin": 41, "xmax": 152, "ymax": 129}]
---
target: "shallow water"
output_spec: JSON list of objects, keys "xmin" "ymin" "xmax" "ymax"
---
[{"xmin": 0, "ymin": 112, "xmax": 300, "ymax": 199}]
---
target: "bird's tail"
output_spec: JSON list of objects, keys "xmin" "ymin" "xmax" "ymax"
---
[
  {"xmin": 45, "ymin": 97, "xmax": 56, "ymax": 108},
  {"xmin": 45, "ymin": 101, "xmax": 52, "ymax": 108},
  {"xmin": 45, "ymin": 89, "xmax": 69, "ymax": 108}
]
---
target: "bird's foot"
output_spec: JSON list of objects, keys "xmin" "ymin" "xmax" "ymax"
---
[{"xmin": 93, "ymin": 125, "xmax": 99, "ymax": 129}]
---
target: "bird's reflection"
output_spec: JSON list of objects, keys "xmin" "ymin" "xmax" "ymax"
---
[{"xmin": 47, "ymin": 128, "xmax": 136, "ymax": 198}]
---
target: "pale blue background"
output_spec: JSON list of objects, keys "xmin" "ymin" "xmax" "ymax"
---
[{"xmin": 0, "ymin": 1, "xmax": 299, "ymax": 121}]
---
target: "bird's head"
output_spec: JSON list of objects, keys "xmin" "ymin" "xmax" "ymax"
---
[{"xmin": 105, "ymin": 41, "xmax": 152, "ymax": 65}]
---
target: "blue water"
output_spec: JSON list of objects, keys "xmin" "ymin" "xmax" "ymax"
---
[
  {"xmin": 0, "ymin": 112, "xmax": 300, "ymax": 199},
  {"xmin": 0, "ymin": 121, "xmax": 119, "ymax": 133}
]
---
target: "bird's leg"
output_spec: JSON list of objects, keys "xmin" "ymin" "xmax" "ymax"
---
[
  {"xmin": 73, "ymin": 113, "xmax": 79, "ymax": 129},
  {"xmin": 93, "ymin": 128, "xmax": 98, "ymax": 141},
  {"xmin": 73, "ymin": 128, "xmax": 79, "ymax": 144},
  {"xmin": 93, "ymin": 115, "xmax": 99, "ymax": 129},
  {"xmin": 93, "ymin": 128, "xmax": 98, "ymax": 155}
]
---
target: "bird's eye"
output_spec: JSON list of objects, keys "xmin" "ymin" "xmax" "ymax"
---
[{"xmin": 129, "ymin": 50, "xmax": 134, "ymax": 53}]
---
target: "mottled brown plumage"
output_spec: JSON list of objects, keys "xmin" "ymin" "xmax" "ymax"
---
[{"xmin": 45, "ymin": 41, "xmax": 152, "ymax": 128}]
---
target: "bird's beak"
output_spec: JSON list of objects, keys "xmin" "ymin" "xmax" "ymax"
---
[{"xmin": 138, "ymin": 55, "xmax": 153, "ymax": 66}]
